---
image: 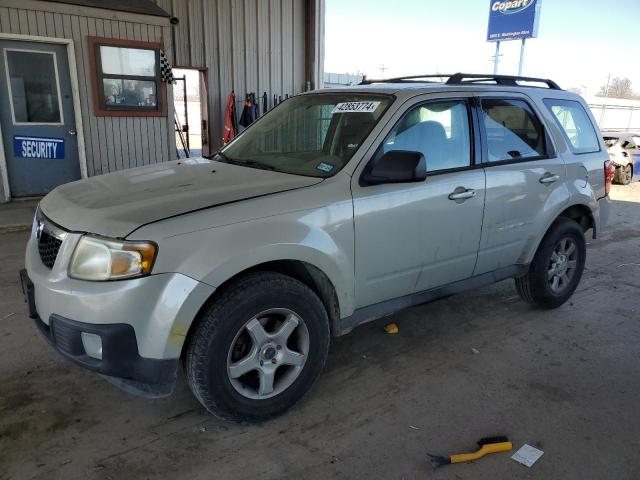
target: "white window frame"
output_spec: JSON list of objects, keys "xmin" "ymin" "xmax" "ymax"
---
[{"xmin": 3, "ymin": 48, "xmax": 65, "ymax": 126}]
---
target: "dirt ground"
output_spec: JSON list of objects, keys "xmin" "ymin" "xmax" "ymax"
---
[{"xmin": 1, "ymin": 184, "xmax": 639, "ymax": 480}]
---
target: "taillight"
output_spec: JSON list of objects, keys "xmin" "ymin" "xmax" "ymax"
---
[{"xmin": 604, "ymin": 160, "xmax": 615, "ymax": 196}]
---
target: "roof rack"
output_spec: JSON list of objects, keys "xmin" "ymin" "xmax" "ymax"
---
[{"xmin": 359, "ymin": 72, "xmax": 562, "ymax": 90}]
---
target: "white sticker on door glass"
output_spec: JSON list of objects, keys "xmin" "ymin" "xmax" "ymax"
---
[{"xmin": 332, "ymin": 101, "xmax": 381, "ymax": 114}]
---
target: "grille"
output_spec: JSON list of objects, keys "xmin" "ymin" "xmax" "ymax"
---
[{"xmin": 38, "ymin": 230, "xmax": 63, "ymax": 269}]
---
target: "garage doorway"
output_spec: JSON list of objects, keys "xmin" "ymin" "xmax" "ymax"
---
[{"xmin": 173, "ymin": 67, "xmax": 209, "ymax": 159}]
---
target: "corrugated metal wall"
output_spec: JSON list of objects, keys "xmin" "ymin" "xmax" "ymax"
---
[
  {"xmin": 158, "ymin": 0, "xmax": 309, "ymax": 148},
  {"xmin": 0, "ymin": 1, "xmax": 174, "ymax": 179}
]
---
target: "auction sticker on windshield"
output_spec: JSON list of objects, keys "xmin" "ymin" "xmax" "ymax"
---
[{"xmin": 332, "ymin": 101, "xmax": 380, "ymax": 114}]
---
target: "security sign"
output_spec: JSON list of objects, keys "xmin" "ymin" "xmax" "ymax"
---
[
  {"xmin": 13, "ymin": 136, "xmax": 65, "ymax": 160},
  {"xmin": 487, "ymin": 0, "xmax": 541, "ymax": 41}
]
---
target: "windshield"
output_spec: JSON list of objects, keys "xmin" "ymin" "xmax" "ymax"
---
[{"xmin": 219, "ymin": 93, "xmax": 393, "ymax": 177}]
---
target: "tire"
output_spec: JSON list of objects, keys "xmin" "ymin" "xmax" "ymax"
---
[
  {"xmin": 515, "ymin": 217, "xmax": 586, "ymax": 309},
  {"xmin": 615, "ymin": 164, "xmax": 632, "ymax": 185},
  {"xmin": 185, "ymin": 272, "xmax": 330, "ymax": 422}
]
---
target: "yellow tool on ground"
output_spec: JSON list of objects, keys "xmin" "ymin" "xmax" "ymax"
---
[
  {"xmin": 384, "ymin": 323, "xmax": 399, "ymax": 334},
  {"xmin": 428, "ymin": 436, "xmax": 513, "ymax": 467}
]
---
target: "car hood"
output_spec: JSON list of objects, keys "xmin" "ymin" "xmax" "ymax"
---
[{"xmin": 40, "ymin": 158, "xmax": 323, "ymax": 238}]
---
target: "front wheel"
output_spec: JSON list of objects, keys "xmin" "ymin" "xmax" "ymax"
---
[
  {"xmin": 515, "ymin": 218, "xmax": 586, "ymax": 309},
  {"xmin": 615, "ymin": 164, "xmax": 632, "ymax": 185},
  {"xmin": 185, "ymin": 272, "xmax": 330, "ymax": 422}
]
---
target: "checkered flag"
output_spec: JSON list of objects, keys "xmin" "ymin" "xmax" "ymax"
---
[{"xmin": 160, "ymin": 50, "xmax": 175, "ymax": 84}]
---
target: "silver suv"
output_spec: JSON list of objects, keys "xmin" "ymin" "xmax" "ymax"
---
[{"xmin": 21, "ymin": 73, "xmax": 612, "ymax": 421}]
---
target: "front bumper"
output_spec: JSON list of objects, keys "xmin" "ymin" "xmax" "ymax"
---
[
  {"xmin": 23, "ymin": 222, "xmax": 216, "ymax": 396},
  {"xmin": 21, "ymin": 269, "xmax": 180, "ymax": 395}
]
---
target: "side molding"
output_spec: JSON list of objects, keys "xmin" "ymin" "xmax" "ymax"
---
[{"xmin": 337, "ymin": 264, "xmax": 528, "ymax": 335}]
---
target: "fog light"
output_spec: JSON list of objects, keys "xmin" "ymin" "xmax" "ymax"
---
[{"xmin": 81, "ymin": 332, "xmax": 103, "ymax": 360}]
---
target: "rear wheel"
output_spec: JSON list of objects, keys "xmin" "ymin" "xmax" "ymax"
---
[
  {"xmin": 185, "ymin": 272, "xmax": 330, "ymax": 422},
  {"xmin": 515, "ymin": 217, "xmax": 586, "ymax": 309},
  {"xmin": 615, "ymin": 164, "xmax": 632, "ymax": 185}
]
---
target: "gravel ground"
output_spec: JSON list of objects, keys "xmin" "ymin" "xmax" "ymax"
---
[{"xmin": 0, "ymin": 184, "xmax": 639, "ymax": 480}]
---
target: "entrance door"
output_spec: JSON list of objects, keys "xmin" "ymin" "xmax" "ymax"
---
[
  {"xmin": 351, "ymin": 96, "xmax": 486, "ymax": 308},
  {"xmin": 0, "ymin": 40, "xmax": 80, "ymax": 197}
]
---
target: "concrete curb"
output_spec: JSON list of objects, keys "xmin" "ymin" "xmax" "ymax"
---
[{"xmin": 0, "ymin": 224, "xmax": 31, "ymax": 234}]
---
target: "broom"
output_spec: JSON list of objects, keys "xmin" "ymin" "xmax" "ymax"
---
[{"xmin": 428, "ymin": 436, "xmax": 513, "ymax": 467}]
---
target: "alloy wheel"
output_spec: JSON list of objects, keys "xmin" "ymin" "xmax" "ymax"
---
[
  {"xmin": 547, "ymin": 237, "xmax": 579, "ymax": 294},
  {"xmin": 226, "ymin": 308, "xmax": 309, "ymax": 400}
]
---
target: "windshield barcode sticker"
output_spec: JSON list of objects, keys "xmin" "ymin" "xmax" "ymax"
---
[{"xmin": 332, "ymin": 101, "xmax": 381, "ymax": 114}]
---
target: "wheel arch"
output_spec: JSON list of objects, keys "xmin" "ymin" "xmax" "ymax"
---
[
  {"xmin": 181, "ymin": 259, "xmax": 342, "ymax": 360},
  {"xmin": 523, "ymin": 202, "xmax": 596, "ymax": 266},
  {"xmin": 557, "ymin": 203, "xmax": 595, "ymax": 238}
]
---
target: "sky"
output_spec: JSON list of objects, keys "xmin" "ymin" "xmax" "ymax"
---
[{"xmin": 324, "ymin": 0, "xmax": 640, "ymax": 96}]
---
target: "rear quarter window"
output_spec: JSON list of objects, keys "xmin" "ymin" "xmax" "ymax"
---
[
  {"xmin": 543, "ymin": 99, "xmax": 600, "ymax": 154},
  {"xmin": 480, "ymin": 98, "xmax": 548, "ymax": 163}
]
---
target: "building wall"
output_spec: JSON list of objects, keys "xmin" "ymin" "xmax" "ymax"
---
[
  {"xmin": 156, "ymin": 0, "xmax": 323, "ymax": 148},
  {"xmin": 0, "ymin": 0, "xmax": 174, "ymax": 186}
]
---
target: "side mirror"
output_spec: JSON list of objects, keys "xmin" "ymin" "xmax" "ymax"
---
[{"xmin": 362, "ymin": 150, "xmax": 427, "ymax": 186}]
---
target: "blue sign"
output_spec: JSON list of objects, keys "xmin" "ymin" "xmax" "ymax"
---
[
  {"xmin": 487, "ymin": 0, "xmax": 541, "ymax": 42},
  {"xmin": 13, "ymin": 136, "xmax": 65, "ymax": 160}
]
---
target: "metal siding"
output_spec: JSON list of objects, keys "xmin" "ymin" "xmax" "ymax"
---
[
  {"xmin": 171, "ymin": 0, "xmax": 189, "ymax": 65},
  {"xmin": 202, "ymin": 0, "xmax": 221, "ymax": 148},
  {"xmin": 0, "ymin": 8, "xmax": 10, "ymax": 32},
  {"xmin": 8, "ymin": 8, "xmax": 19, "ymax": 34},
  {"xmin": 244, "ymin": 0, "xmax": 257, "ymax": 95},
  {"xmin": 156, "ymin": 0, "xmax": 309, "ymax": 149},
  {"xmin": 217, "ymin": 0, "xmax": 233, "ymax": 144},
  {"xmin": 281, "ymin": 0, "xmax": 293, "ymax": 96},
  {"xmin": 187, "ymin": 0, "xmax": 203, "ymax": 67},
  {"xmin": 256, "ymin": 0, "xmax": 270, "ymax": 106},
  {"xmin": 292, "ymin": 0, "xmax": 304, "ymax": 94},
  {"xmin": 269, "ymin": 0, "xmax": 282, "ymax": 101}
]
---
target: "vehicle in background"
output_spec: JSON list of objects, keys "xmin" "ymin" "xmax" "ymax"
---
[{"xmin": 603, "ymin": 131, "xmax": 640, "ymax": 185}]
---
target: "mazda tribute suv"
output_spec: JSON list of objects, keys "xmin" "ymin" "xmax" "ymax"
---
[{"xmin": 22, "ymin": 73, "xmax": 611, "ymax": 421}]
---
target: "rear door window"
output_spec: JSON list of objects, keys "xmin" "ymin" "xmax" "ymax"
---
[
  {"xmin": 481, "ymin": 98, "xmax": 547, "ymax": 163},
  {"xmin": 543, "ymin": 99, "xmax": 600, "ymax": 154}
]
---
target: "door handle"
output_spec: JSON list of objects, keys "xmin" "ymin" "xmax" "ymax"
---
[
  {"xmin": 67, "ymin": 129, "xmax": 77, "ymax": 136},
  {"xmin": 539, "ymin": 172, "xmax": 560, "ymax": 184},
  {"xmin": 448, "ymin": 188, "xmax": 476, "ymax": 201}
]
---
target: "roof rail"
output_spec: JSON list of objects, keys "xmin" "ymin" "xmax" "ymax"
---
[
  {"xmin": 446, "ymin": 73, "xmax": 561, "ymax": 90},
  {"xmin": 359, "ymin": 72, "xmax": 562, "ymax": 90},
  {"xmin": 360, "ymin": 74, "xmax": 450, "ymax": 85}
]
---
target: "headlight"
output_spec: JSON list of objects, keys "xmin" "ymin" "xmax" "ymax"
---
[{"xmin": 69, "ymin": 235, "xmax": 157, "ymax": 281}]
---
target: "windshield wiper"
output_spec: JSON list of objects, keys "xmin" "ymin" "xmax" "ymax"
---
[
  {"xmin": 206, "ymin": 150, "xmax": 231, "ymax": 162},
  {"xmin": 234, "ymin": 159, "xmax": 276, "ymax": 171},
  {"xmin": 209, "ymin": 150, "xmax": 276, "ymax": 171}
]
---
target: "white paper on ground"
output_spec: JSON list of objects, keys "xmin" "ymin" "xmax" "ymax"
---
[{"xmin": 511, "ymin": 444, "xmax": 544, "ymax": 467}]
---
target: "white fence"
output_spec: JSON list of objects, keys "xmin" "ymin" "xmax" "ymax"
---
[{"xmin": 585, "ymin": 96, "xmax": 640, "ymax": 132}]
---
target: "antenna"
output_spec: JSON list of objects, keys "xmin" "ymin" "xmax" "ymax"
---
[{"xmin": 378, "ymin": 64, "xmax": 389, "ymax": 78}]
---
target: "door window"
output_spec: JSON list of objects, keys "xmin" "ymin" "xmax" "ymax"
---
[
  {"xmin": 543, "ymin": 99, "xmax": 600, "ymax": 154},
  {"xmin": 382, "ymin": 100, "xmax": 471, "ymax": 172},
  {"xmin": 481, "ymin": 98, "xmax": 546, "ymax": 162},
  {"xmin": 4, "ymin": 49, "xmax": 63, "ymax": 124}
]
